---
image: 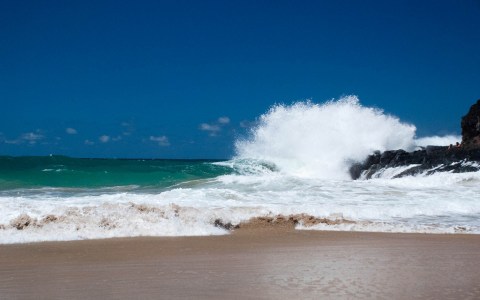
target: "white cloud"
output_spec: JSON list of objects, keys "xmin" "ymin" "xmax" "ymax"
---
[
  {"xmin": 218, "ymin": 116, "xmax": 230, "ymax": 124},
  {"xmin": 240, "ymin": 120, "xmax": 254, "ymax": 128},
  {"xmin": 84, "ymin": 139, "xmax": 94, "ymax": 145},
  {"xmin": 99, "ymin": 135, "xmax": 110, "ymax": 143},
  {"xmin": 22, "ymin": 132, "xmax": 44, "ymax": 144},
  {"xmin": 199, "ymin": 116, "xmax": 231, "ymax": 136},
  {"xmin": 200, "ymin": 123, "xmax": 221, "ymax": 132},
  {"xmin": 5, "ymin": 132, "xmax": 45, "ymax": 145},
  {"xmin": 199, "ymin": 123, "xmax": 221, "ymax": 136},
  {"xmin": 66, "ymin": 127, "xmax": 77, "ymax": 134},
  {"xmin": 150, "ymin": 135, "xmax": 170, "ymax": 146},
  {"xmin": 121, "ymin": 121, "xmax": 135, "ymax": 136}
]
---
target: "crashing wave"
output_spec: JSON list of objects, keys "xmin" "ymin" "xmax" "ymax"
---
[{"xmin": 234, "ymin": 95, "xmax": 467, "ymax": 180}]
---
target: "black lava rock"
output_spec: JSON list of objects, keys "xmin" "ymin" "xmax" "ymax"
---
[
  {"xmin": 350, "ymin": 99, "xmax": 480, "ymax": 179},
  {"xmin": 350, "ymin": 147, "xmax": 480, "ymax": 179},
  {"xmin": 461, "ymin": 99, "xmax": 480, "ymax": 150}
]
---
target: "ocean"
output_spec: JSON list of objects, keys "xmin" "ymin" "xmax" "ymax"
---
[{"xmin": 1, "ymin": 96, "xmax": 479, "ymax": 243}]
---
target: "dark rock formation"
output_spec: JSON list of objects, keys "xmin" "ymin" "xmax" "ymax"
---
[
  {"xmin": 350, "ymin": 100, "xmax": 480, "ymax": 179},
  {"xmin": 461, "ymin": 99, "xmax": 480, "ymax": 150},
  {"xmin": 350, "ymin": 146, "xmax": 480, "ymax": 179}
]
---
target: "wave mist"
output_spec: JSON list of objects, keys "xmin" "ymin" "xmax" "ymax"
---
[{"xmin": 235, "ymin": 96, "xmax": 417, "ymax": 179}]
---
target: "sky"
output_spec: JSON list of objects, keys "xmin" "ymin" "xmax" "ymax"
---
[{"xmin": 1, "ymin": 0, "xmax": 479, "ymax": 159}]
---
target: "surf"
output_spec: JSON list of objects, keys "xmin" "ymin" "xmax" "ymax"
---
[
  {"xmin": 2, "ymin": 96, "xmax": 480, "ymax": 244},
  {"xmin": 235, "ymin": 96, "xmax": 461, "ymax": 179}
]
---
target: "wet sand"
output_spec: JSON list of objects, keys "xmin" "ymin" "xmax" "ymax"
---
[{"xmin": 1, "ymin": 229, "xmax": 480, "ymax": 299}]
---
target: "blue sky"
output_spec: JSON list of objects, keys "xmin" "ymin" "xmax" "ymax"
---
[{"xmin": 1, "ymin": 0, "xmax": 479, "ymax": 158}]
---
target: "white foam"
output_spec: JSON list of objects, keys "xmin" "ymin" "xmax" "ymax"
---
[
  {"xmin": 369, "ymin": 168, "xmax": 480, "ymax": 188},
  {"xmin": 414, "ymin": 135, "xmax": 461, "ymax": 147},
  {"xmin": 2, "ymin": 170, "xmax": 480, "ymax": 243},
  {"xmin": 235, "ymin": 96, "xmax": 416, "ymax": 179},
  {"xmin": 298, "ymin": 221, "xmax": 473, "ymax": 234}
]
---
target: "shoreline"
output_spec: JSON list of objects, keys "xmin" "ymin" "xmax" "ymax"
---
[
  {"xmin": 1, "ymin": 229, "xmax": 480, "ymax": 299},
  {"xmin": 3, "ymin": 212, "xmax": 477, "ymax": 245}
]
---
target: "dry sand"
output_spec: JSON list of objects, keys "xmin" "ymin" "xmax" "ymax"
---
[{"xmin": 1, "ymin": 227, "xmax": 480, "ymax": 299}]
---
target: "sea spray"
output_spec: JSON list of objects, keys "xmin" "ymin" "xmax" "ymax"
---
[
  {"xmin": 414, "ymin": 135, "xmax": 461, "ymax": 147},
  {"xmin": 235, "ymin": 96, "xmax": 416, "ymax": 179}
]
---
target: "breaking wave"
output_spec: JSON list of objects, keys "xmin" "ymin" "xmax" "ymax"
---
[
  {"xmin": 235, "ymin": 96, "xmax": 465, "ymax": 180},
  {"xmin": 235, "ymin": 96, "xmax": 417, "ymax": 179}
]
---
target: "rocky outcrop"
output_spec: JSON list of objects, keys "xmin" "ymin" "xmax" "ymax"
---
[
  {"xmin": 350, "ymin": 99, "xmax": 480, "ymax": 179},
  {"xmin": 461, "ymin": 99, "xmax": 480, "ymax": 150},
  {"xmin": 350, "ymin": 146, "xmax": 480, "ymax": 179}
]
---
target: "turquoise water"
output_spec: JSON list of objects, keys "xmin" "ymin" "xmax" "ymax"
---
[{"xmin": 0, "ymin": 156, "xmax": 232, "ymax": 191}]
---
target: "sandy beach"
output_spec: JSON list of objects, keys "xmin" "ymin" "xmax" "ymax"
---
[{"xmin": 1, "ymin": 227, "xmax": 480, "ymax": 300}]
